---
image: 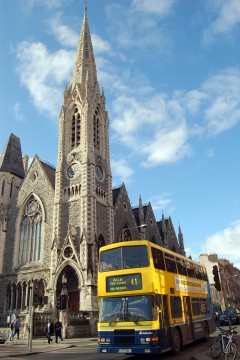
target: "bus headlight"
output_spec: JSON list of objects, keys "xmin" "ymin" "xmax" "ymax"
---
[{"xmin": 98, "ymin": 338, "xmax": 110, "ymax": 343}]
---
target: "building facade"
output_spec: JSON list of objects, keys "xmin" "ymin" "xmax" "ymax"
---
[
  {"xmin": 200, "ymin": 253, "xmax": 240, "ymax": 312},
  {"xmin": 0, "ymin": 8, "xmax": 185, "ymax": 337}
]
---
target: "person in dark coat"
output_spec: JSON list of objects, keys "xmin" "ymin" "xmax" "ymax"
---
[
  {"xmin": 14, "ymin": 317, "xmax": 21, "ymax": 340},
  {"xmin": 54, "ymin": 318, "xmax": 63, "ymax": 343},
  {"xmin": 45, "ymin": 318, "xmax": 54, "ymax": 344}
]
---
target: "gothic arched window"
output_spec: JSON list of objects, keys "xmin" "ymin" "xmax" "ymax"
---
[
  {"xmin": 1, "ymin": 179, "xmax": 5, "ymax": 196},
  {"xmin": 18, "ymin": 196, "xmax": 42, "ymax": 264},
  {"xmin": 10, "ymin": 178, "xmax": 15, "ymax": 198},
  {"xmin": 71, "ymin": 107, "xmax": 81, "ymax": 148},
  {"xmin": 93, "ymin": 108, "xmax": 100, "ymax": 150}
]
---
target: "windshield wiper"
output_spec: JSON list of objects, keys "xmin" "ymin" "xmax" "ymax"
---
[{"xmin": 109, "ymin": 312, "xmax": 122, "ymax": 326}]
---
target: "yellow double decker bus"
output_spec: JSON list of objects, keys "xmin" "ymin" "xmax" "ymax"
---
[{"xmin": 97, "ymin": 240, "xmax": 215, "ymax": 355}]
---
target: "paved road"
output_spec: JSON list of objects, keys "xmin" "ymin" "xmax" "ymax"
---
[{"xmin": 1, "ymin": 338, "xmax": 212, "ymax": 360}]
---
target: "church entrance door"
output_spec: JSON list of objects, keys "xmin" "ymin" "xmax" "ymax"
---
[{"xmin": 56, "ymin": 265, "xmax": 79, "ymax": 310}]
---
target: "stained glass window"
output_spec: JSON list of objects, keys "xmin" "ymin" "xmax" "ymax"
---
[{"xmin": 18, "ymin": 196, "xmax": 42, "ymax": 264}]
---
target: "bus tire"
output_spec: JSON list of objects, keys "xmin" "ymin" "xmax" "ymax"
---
[
  {"xmin": 203, "ymin": 322, "xmax": 209, "ymax": 341},
  {"xmin": 172, "ymin": 328, "xmax": 182, "ymax": 355}
]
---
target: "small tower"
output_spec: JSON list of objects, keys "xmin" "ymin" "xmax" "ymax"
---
[{"xmin": 0, "ymin": 134, "xmax": 25, "ymax": 274}]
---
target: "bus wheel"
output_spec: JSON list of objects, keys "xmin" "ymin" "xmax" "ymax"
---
[
  {"xmin": 172, "ymin": 328, "xmax": 181, "ymax": 354},
  {"xmin": 203, "ymin": 322, "xmax": 209, "ymax": 341}
]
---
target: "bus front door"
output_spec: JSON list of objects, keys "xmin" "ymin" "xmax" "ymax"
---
[
  {"xmin": 160, "ymin": 295, "xmax": 171, "ymax": 349},
  {"xmin": 183, "ymin": 296, "xmax": 194, "ymax": 341}
]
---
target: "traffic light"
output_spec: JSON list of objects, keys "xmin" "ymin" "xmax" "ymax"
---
[
  {"xmin": 212, "ymin": 265, "xmax": 221, "ymax": 291},
  {"xmin": 60, "ymin": 294, "xmax": 67, "ymax": 310},
  {"xmin": 56, "ymin": 296, "xmax": 60, "ymax": 309}
]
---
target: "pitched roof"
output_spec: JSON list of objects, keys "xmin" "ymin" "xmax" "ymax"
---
[
  {"xmin": 112, "ymin": 187, "xmax": 121, "ymax": 206},
  {"xmin": 40, "ymin": 160, "xmax": 55, "ymax": 188}
]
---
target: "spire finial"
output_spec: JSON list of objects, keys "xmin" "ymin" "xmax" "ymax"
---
[{"xmin": 84, "ymin": 0, "xmax": 87, "ymax": 13}]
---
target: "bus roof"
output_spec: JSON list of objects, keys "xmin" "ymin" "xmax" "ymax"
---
[{"xmin": 100, "ymin": 240, "xmax": 205, "ymax": 269}]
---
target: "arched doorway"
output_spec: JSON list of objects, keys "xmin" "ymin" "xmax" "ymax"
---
[{"xmin": 56, "ymin": 265, "xmax": 79, "ymax": 311}]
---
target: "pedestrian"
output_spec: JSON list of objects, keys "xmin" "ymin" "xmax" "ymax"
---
[
  {"xmin": 14, "ymin": 317, "xmax": 20, "ymax": 340},
  {"xmin": 54, "ymin": 317, "xmax": 63, "ymax": 343},
  {"xmin": 45, "ymin": 318, "xmax": 54, "ymax": 344},
  {"xmin": 9, "ymin": 321, "xmax": 15, "ymax": 341}
]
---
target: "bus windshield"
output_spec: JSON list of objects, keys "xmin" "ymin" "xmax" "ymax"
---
[
  {"xmin": 99, "ymin": 295, "xmax": 157, "ymax": 324},
  {"xmin": 99, "ymin": 245, "xmax": 149, "ymax": 272}
]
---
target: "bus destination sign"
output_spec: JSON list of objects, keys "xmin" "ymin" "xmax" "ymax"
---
[{"xmin": 106, "ymin": 274, "xmax": 142, "ymax": 292}]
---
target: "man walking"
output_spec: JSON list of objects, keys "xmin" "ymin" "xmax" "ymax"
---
[
  {"xmin": 54, "ymin": 318, "xmax": 63, "ymax": 343},
  {"xmin": 14, "ymin": 317, "xmax": 20, "ymax": 340},
  {"xmin": 45, "ymin": 318, "xmax": 54, "ymax": 344}
]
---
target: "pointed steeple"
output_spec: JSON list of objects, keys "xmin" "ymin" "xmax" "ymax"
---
[
  {"xmin": 178, "ymin": 223, "xmax": 186, "ymax": 256},
  {"xmin": 161, "ymin": 211, "xmax": 168, "ymax": 248},
  {"xmin": 0, "ymin": 133, "xmax": 25, "ymax": 178},
  {"xmin": 70, "ymin": 5, "xmax": 98, "ymax": 91},
  {"xmin": 138, "ymin": 196, "xmax": 145, "ymax": 225},
  {"xmin": 162, "ymin": 211, "xmax": 166, "ymax": 231}
]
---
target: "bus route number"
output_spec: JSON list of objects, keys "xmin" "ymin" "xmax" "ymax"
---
[{"xmin": 106, "ymin": 274, "xmax": 142, "ymax": 292}]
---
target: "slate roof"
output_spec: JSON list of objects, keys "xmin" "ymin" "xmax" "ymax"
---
[{"xmin": 40, "ymin": 160, "xmax": 56, "ymax": 188}]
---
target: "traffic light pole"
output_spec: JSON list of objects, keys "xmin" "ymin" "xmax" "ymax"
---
[{"xmin": 219, "ymin": 268, "xmax": 232, "ymax": 330}]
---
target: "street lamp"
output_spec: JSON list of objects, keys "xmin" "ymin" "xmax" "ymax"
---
[
  {"xmin": 28, "ymin": 280, "xmax": 34, "ymax": 352},
  {"xmin": 121, "ymin": 224, "xmax": 147, "ymax": 241}
]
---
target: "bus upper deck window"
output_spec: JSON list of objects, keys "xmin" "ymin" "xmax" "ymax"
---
[{"xmin": 151, "ymin": 248, "xmax": 165, "ymax": 270}]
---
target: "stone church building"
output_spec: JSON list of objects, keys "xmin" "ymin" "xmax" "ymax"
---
[{"xmin": 0, "ymin": 8, "xmax": 185, "ymax": 337}]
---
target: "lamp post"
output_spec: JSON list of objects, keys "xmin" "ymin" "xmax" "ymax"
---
[
  {"xmin": 28, "ymin": 281, "xmax": 34, "ymax": 352},
  {"xmin": 121, "ymin": 224, "xmax": 147, "ymax": 241}
]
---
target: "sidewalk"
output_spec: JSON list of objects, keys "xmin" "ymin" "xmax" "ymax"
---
[
  {"xmin": 0, "ymin": 337, "xmax": 97, "ymax": 358},
  {"xmin": 0, "ymin": 332, "xmax": 239, "ymax": 359}
]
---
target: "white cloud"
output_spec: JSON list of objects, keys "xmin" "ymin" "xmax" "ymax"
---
[
  {"xmin": 110, "ymin": 66, "xmax": 240, "ymax": 167},
  {"xmin": 15, "ymin": 41, "xmax": 74, "ymax": 118},
  {"xmin": 204, "ymin": 220, "xmax": 240, "ymax": 267},
  {"xmin": 149, "ymin": 192, "xmax": 173, "ymax": 212},
  {"xmin": 202, "ymin": 68, "xmax": 240, "ymax": 135},
  {"xmin": 111, "ymin": 158, "xmax": 135, "ymax": 185},
  {"xmin": 183, "ymin": 90, "xmax": 207, "ymax": 115},
  {"xmin": 12, "ymin": 102, "xmax": 26, "ymax": 122},
  {"xmin": 111, "ymin": 93, "xmax": 191, "ymax": 167},
  {"xmin": 106, "ymin": 2, "xmax": 169, "ymax": 50},
  {"xmin": 92, "ymin": 34, "xmax": 112, "ymax": 55},
  {"xmin": 140, "ymin": 123, "xmax": 190, "ymax": 167},
  {"xmin": 21, "ymin": 0, "xmax": 70, "ymax": 11},
  {"xmin": 47, "ymin": 14, "xmax": 79, "ymax": 48},
  {"xmin": 132, "ymin": 0, "xmax": 177, "ymax": 16},
  {"xmin": 202, "ymin": 0, "xmax": 240, "ymax": 44}
]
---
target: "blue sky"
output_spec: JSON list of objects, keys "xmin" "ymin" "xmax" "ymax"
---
[{"xmin": 0, "ymin": 0, "xmax": 240, "ymax": 267}]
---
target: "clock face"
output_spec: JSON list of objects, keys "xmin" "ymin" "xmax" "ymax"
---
[
  {"xmin": 67, "ymin": 163, "xmax": 80, "ymax": 179},
  {"xmin": 96, "ymin": 165, "xmax": 104, "ymax": 181}
]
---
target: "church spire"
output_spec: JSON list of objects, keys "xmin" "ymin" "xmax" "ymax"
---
[
  {"xmin": 70, "ymin": 5, "xmax": 98, "ymax": 91},
  {"xmin": 178, "ymin": 223, "xmax": 186, "ymax": 256}
]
